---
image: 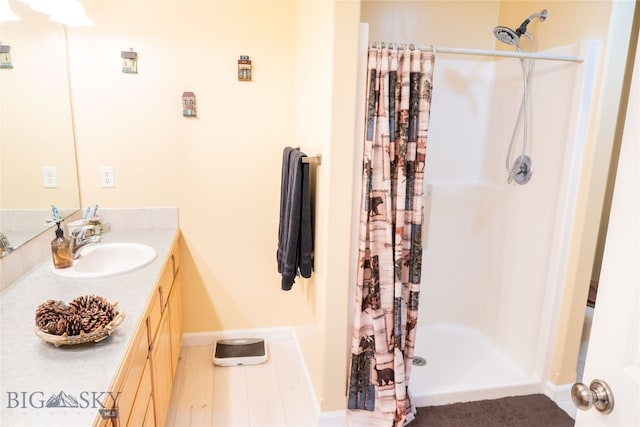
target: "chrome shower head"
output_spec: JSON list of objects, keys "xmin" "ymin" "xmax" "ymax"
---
[
  {"xmin": 493, "ymin": 26, "xmax": 521, "ymax": 46},
  {"xmin": 493, "ymin": 9, "xmax": 548, "ymax": 46}
]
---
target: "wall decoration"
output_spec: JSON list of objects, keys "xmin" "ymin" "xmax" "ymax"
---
[
  {"xmin": 237, "ymin": 55, "xmax": 252, "ymax": 81},
  {"xmin": 121, "ymin": 48, "xmax": 137, "ymax": 74},
  {"xmin": 0, "ymin": 43, "xmax": 13, "ymax": 69},
  {"xmin": 182, "ymin": 92, "xmax": 196, "ymax": 117}
]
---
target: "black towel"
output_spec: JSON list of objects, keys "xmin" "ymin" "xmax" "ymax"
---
[{"xmin": 277, "ymin": 147, "xmax": 313, "ymax": 290}]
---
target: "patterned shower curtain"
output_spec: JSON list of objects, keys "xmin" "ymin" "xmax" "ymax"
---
[{"xmin": 348, "ymin": 46, "xmax": 434, "ymax": 426}]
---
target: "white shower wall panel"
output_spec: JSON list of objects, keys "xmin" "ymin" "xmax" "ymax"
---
[
  {"xmin": 420, "ymin": 183, "xmax": 504, "ymax": 333},
  {"xmin": 415, "ymin": 41, "xmax": 596, "ymax": 402},
  {"xmin": 484, "ymin": 42, "xmax": 593, "ymax": 376},
  {"xmin": 425, "ymin": 58, "xmax": 494, "ymax": 184}
]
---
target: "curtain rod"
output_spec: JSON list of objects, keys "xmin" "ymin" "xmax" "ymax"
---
[{"xmin": 371, "ymin": 43, "xmax": 583, "ymax": 63}]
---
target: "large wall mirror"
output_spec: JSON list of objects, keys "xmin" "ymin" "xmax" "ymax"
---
[{"xmin": 0, "ymin": 1, "xmax": 80, "ymax": 257}]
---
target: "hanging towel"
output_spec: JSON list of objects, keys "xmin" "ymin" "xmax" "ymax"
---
[{"xmin": 277, "ymin": 147, "xmax": 313, "ymax": 290}]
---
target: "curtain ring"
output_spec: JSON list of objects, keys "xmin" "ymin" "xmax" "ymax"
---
[{"xmin": 431, "ymin": 45, "xmax": 437, "ymax": 55}]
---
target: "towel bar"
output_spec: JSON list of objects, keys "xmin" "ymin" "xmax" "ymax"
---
[
  {"xmin": 302, "ymin": 155, "xmax": 322, "ymax": 165},
  {"xmin": 293, "ymin": 147, "xmax": 321, "ymax": 165}
]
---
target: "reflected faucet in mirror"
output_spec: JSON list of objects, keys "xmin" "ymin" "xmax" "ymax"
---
[{"xmin": 0, "ymin": 231, "xmax": 14, "ymax": 255}]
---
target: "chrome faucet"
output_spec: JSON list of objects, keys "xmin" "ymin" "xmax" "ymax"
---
[
  {"xmin": 70, "ymin": 225, "xmax": 101, "ymax": 259},
  {"xmin": 0, "ymin": 231, "xmax": 14, "ymax": 255}
]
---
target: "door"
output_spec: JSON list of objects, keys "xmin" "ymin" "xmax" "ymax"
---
[{"xmin": 574, "ymin": 36, "xmax": 639, "ymax": 426}]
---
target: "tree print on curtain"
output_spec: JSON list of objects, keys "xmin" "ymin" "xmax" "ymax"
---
[{"xmin": 348, "ymin": 46, "xmax": 434, "ymax": 426}]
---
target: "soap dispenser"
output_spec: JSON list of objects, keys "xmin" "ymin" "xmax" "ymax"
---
[{"xmin": 51, "ymin": 222, "xmax": 73, "ymax": 269}]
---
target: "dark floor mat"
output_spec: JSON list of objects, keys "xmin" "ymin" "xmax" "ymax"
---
[{"xmin": 412, "ymin": 394, "xmax": 574, "ymax": 427}]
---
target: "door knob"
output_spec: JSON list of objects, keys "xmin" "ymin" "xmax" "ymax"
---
[{"xmin": 571, "ymin": 379, "xmax": 614, "ymax": 414}]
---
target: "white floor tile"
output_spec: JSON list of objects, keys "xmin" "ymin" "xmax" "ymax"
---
[
  {"xmin": 167, "ymin": 345, "xmax": 216, "ymax": 426},
  {"xmin": 167, "ymin": 336, "xmax": 317, "ymax": 427},
  {"xmin": 248, "ymin": 401, "xmax": 287, "ymax": 426}
]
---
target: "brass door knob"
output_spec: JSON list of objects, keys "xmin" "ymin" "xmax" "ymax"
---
[{"xmin": 571, "ymin": 379, "xmax": 614, "ymax": 414}]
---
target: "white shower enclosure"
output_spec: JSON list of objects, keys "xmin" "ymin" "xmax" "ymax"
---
[{"xmin": 406, "ymin": 40, "xmax": 598, "ymax": 406}]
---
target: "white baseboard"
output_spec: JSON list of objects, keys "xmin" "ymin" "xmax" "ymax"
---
[
  {"xmin": 545, "ymin": 380, "xmax": 576, "ymax": 419},
  {"xmin": 181, "ymin": 326, "xmax": 294, "ymax": 347},
  {"xmin": 318, "ymin": 410, "xmax": 348, "ymax": 426}
]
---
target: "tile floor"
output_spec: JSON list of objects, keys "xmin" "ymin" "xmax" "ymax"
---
[
  {"xmin": 166, "ymin": 337, "xmax": 317, "ymax": 426},
  {"xmin": 167, "ymin": 309, "xmax": 596, "ymax": 426}
]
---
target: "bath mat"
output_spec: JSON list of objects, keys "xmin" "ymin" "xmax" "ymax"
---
[{"xmin": 413, "ymin": 394, "xmax": 573, "ymax": 427}]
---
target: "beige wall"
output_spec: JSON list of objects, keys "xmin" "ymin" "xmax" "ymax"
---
[
  {"xmin": 361, "ymin": 0, "xmax": 500, "ymax": 52},
  {"xmin": 293, "ymin": 0, "xmax": 361, "ymax": 412},
  {"xmin": 67, "ymin": 1, "xmax": 313, "ymax": 333},
  {"xmin": 66, "ymin": 0, "xmax": 361, "ymax": 413}
]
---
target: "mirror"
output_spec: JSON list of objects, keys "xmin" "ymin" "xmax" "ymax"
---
[{"xmin": 0, "ymin": 1, "xmax": 80, "ymax": 256}]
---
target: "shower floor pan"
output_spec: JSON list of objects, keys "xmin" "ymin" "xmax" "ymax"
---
[{"xmin": 410, "ymin": 323, "xmax": 540, "ymax": 406}]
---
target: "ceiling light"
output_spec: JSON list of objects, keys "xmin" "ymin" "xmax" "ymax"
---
[
  {"xmin": 0, "ymin": 0, "xmax": 21, "ymax": 22},
  {"xmin": 49, "ymin": 0, "xmax": 92, "ymax": 26}
]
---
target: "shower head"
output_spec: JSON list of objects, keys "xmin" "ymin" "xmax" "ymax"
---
[
  {"xmin": 493, "ymin": 26, "xmax": 521, "ymax": 46},
  {"xmin": 493, "ymin": 9, "xmax": 548, "ymax": 46}
]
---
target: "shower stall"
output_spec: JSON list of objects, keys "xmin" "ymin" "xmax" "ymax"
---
[{"xmin": 407, "ymin": 40, "xmax": 598, "ymax": 406}]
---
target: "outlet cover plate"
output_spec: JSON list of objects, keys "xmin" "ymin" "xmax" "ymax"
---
[
  {"xmin": 42, "ymin": 166, "xmax": 58, "ymax": 188},
  {"xmin": 100, "ymin": 166, "xmax": 115, "ymax": 187}
]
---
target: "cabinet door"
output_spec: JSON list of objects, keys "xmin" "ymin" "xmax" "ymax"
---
[
  {"xmin": 142, "ymin": 395, "xmax": 155, "ymax": 427},
  {"xmin": 151, "ymin": 310, "xmax": 172, "ymax": 427},
  {"xmin": 169, "ymin": 270, "xmax": 183, "ymax": 376},
  {"xmin": 126, "ymin": 360, "xmax": 152, "ymax": 427},
  {"xmin": 117, "ymin": 323, "xmax": 149, "ymax": 426}
]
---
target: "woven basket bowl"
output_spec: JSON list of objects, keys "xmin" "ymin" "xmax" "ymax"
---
[{"xmin": 35, "ymin": 310, "xmax": 125, "ymax": 347}]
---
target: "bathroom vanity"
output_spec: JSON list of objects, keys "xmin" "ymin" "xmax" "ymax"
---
[
  {"xmin": 95, "ymin": 233, "xmax": 182, "ymax": 427},
  {"xmin": 0, "ymin": 217, "xmax": 182, "ymax": 426}
]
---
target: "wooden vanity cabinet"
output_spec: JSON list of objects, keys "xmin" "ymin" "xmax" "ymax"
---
[{"xmin": 95, "ymin": 238, "xmax": 182, "ymax": 427}]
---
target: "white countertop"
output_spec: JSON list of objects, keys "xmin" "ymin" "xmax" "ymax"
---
[{"xmin": 0, "ymin": 227, "xmax": 178, "ymax": 426}]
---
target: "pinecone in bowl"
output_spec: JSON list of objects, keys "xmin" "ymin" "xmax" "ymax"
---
[{"xmin": 35, "ymin": 295, "xmax": 118, "ymax": 337}]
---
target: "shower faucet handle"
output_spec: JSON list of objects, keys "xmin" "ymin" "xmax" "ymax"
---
[{"xmin": 508, "ymin": 155, "xmax": 533, "ymax": 185}]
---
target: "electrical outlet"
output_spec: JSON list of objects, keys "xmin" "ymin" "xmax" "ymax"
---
[
  {"xmin": 100, "ymin": 166, "xmax": 115, "ymax": 188},
  {"xmin": 42, "ymin": 166, "xmax": 58, "ymax": 188}
]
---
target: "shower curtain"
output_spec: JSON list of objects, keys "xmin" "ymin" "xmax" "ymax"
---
[{"xmin": 348, "ymin": 46, "xmax": 434, "ymax": 426}]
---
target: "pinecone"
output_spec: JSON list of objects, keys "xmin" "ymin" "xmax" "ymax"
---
[
  {"xmin": 56, "ymin": 317, "xmax": 68, "ymax": 335},
  {"xmin": 65, "ymin": 312, "xmax": 83, "ymax": 336},
  {"xmin": 68, "ymin": 295, "xmax": 117, "ymax": 334},
  {"xmin": 35, "ymin": 300, "xmax": 68, "ymax": 334},
  {"xmin": 36, "ymin": 295, "xmax": 117, "ymax": 336}
]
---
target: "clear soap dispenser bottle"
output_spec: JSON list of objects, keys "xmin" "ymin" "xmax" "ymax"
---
[{"xmin": 51, "ymin": 222, "xmax": 73, "ymax": 269}]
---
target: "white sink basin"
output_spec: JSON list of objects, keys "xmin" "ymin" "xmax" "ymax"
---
[{"xmin": 50, "ymin": 242, "xmax": 156, "ymax": 279}]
